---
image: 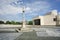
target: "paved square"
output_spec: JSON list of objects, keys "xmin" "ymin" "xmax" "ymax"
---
[{"xmin": 0, "ymin": 27, "xmax": 60, "ymax": 40}]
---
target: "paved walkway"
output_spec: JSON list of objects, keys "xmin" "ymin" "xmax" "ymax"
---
[
  {"xmin": 15, "ymin": 31, "xmax": 60, "ymax": 40},
  {"xmin": 0, "ymin": 27, "xmax": 60, "ymax": 40},
  {"xmin": 15, "ymin": 31, "xmax": 38, "ymax": 40}
]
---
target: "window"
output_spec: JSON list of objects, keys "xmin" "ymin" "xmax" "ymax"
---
[
  {"xmin": 53, "ymin": 18, "xmax": 57, "ymax": 21},
  {"xmin": 34, "ymin": 19, "xmax": 40, "ymax": 25}
]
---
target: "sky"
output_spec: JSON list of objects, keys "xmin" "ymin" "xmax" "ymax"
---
[{"xmin": 0, "ymin": 0, "xmax": 60, "ymax": 21}]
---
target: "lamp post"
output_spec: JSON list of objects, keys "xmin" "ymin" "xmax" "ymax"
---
[
  {"xmin": 19, "ymin": 0, "xmax": 26, "ymax": 28},
  {"xmin": 20, "ymin": 1, "xmax": 33, "ymax": 32},
  {"xmin": 15, "ymin": 0, "xmax": 33, "ymax": 32},
  {"xmin": 22, "ymin": 7, "xmax": 26, "ymax": 28},
  {"xmin": 16, "ymin": 0, "xmax": 33, "ymax": 32}
]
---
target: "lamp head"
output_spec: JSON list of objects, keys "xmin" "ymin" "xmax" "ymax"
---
[{"xmin": 22, "ymin": 10, "xmax": 25, "ymax": 13}]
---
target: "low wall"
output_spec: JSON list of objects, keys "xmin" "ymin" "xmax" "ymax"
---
[
  {"xmin": 0, "ymin": 24, "xmax": 33, "ymax": 28},
  {"xmin": 0, "ymin": 24, "xmax": 21, "ymax": 27}
]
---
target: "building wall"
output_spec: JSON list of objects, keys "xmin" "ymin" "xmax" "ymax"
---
[
  {"xmin": 33, "ymin": 16, "xmax": 44, "ymax": 25},
  {"xmin": 39, "ymin": 16, "xmax": 44, "ymax": 25},
  {"xmin": 33, "ymin": 15, "xmax": 57, "ymax": 25},
  {"xmin": 56, "ymin": 15, "xmax": 60, "ymax": 25},
  {"xmin": 43, "ymin": 15, "xmax": 56, "ymax": 25},
  {"xmin": 32, "ymin": 10, "xmax": 60, "ymax": 25}
]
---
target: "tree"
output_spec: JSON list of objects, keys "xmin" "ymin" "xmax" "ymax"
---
[
  {"xmin": 11, "ymin": 21, "xmax": 16, "ymax": 24},
  {"xmin": 16, "ymin": 22, "xmax": 22, "ymax": 25},
  {"xmin": 5, "ymin": 21, "xmax": 22, "ymax": 25},
  {"xmin": 6, "ymin": 21, "xmax": 11, "ymax": 24},
  {"xmin": 28, "ymin": 21, "xmax": 33, "ymax": 25},
  {"xmin": 0, "ymin": 21, "xmax": 4, "ymax": 24}
]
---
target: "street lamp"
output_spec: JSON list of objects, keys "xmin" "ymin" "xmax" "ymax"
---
[
  {"xmin": 22, "ymin": 6, "xmax": 26, "ymax": 28},
  {"xmin": 17, "ymin": 0, "xmax": 26, "ymax": 28},
  {"xmin": 16, "ymin": 0, "xmax": 33, "ymax": 32}
]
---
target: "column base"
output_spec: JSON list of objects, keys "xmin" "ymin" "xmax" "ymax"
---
[
  {"xmin": 21, "ymin": 27, "xmax": 33, "ymax": 32},
  {"xmin": 15, "ymin": 27, "xmax": 33, "ymax": 32}
]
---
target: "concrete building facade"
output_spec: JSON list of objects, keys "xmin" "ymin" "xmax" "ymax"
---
[{"xmin": 33, "ymin": 10, "xmax": 60, "ymax": 25}]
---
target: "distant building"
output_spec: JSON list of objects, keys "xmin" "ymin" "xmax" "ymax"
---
[{"xmin": 33, "ymin": 10, "xmax": 60, "ymax": 25}]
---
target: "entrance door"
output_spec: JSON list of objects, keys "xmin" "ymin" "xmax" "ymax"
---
[{"xmin": 34, "ymin": 19, "xmax": 40, "ymax": 25}]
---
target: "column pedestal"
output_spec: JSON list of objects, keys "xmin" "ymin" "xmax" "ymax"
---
[{"xmin": 21, "ymin": 19, "xmax": 33, "ymax": 32}]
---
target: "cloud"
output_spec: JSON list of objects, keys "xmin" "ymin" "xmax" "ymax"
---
[
  {"xmin": 0, "ymin": 0, "xmax": 52, "ymax": 21},
  {"xmin": 59, "ymin": 12, "xmax": 60, "ymax": 14},
  {"xmin": 0, "ymin": 0, "xmax": 31, "ymax": 14},
  {"xmin": 0, "ymin": 5, "xmax": 23, "ymax": 14},
  {"xmin": 0, "ymin": 0, "xmax": 51, "ymax": 14},
  {"xmin": 0, "ymin": 5, "xmax": 31, "ymax": 14},
  {"xmin": 0, "ymin": 0, "xmax": 18, "ymax": 14},
  {"xmin": 24, "ymin": 1, "xmax": 51, "ymax": 16}
]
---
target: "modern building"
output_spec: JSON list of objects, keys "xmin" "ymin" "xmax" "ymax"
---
[{"xmin": 33, "ymin": 10, "xmax": 60, "ymax": 25}]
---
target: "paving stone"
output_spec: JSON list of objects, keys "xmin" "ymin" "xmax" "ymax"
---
[{"xmin": 15, "ymin": 31, "xmax": 38, "ymax": 40}]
